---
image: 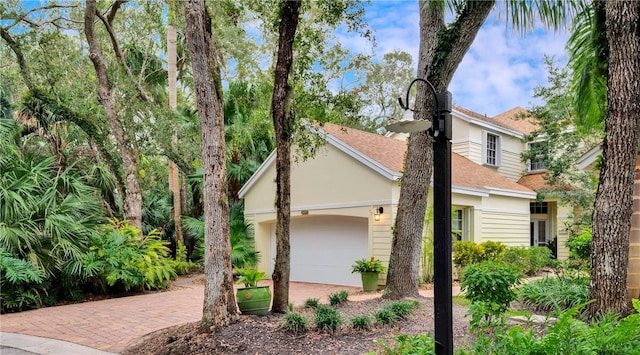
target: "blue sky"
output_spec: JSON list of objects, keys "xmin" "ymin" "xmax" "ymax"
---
[{"xmin": 345, "ymin": 1, "xmax": 571, "ymax": 117}]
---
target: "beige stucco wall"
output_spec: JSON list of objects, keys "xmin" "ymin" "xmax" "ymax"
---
[
  {"xmin": 243, "ymin": 143, "xmax": 397, "ymax": 277},
  {"xmin": 244, "ymin": 144, "xmax": 394, "ymax": 213}
]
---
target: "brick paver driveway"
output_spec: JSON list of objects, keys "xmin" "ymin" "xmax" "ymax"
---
[{"xmin": 0, "ymin": 275, "xmax": 360, "ymax": 353}]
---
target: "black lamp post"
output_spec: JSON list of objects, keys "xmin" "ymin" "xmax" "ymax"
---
[{"xmin": 387, "ymin": 78, "xmax": 453, "ymax": 355}]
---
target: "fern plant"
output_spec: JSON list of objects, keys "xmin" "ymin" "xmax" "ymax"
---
[
  {"xmin": 83, "ymin": 220, "xmax": 176, "ymax": 292},
  {"xmin": 0, "ymin": 248, "xmax": 46, "ymax": 312}
]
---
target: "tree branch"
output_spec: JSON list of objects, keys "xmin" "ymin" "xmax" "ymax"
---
[
  {"xmin": 5, "ymin": 4, "xmax": 76, "ymax": 30},
  {"xmin": 94, "ymin": 7, "xmax": 154, "ymax": 104},
  {"xmin": 107, "ymin": 0, "xmax": 128, "ymax": 25},
  {"xmin": 0, "ymin": 26, "xmax": 35, "ymax": 91}
]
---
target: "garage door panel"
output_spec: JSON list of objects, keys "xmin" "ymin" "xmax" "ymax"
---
[{"xmin": 269, "ymin": 215, "xmax": 368, "ymax": 286}]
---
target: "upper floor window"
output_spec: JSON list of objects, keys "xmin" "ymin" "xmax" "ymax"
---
[
  {"xmin": 483, "ymin": 131, "xmax": 501, "ymax": 166},
  {"xmin": 527, "ymin": 142, "xmax": 547, "ymax": 171}
]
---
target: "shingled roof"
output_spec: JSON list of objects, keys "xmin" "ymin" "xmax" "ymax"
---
[
  {"xmin": 320, "ymin": 123, "xmax": 534, "ymax": 194},
  {"xmin": 455, "ymin": 106, "xmax": 539, "ymax": 135}
]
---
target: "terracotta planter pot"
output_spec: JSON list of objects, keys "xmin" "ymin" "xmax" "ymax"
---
[
  {"xmin": 236, "ymin": 286, "xmax": 271, "ymax": 315},
  {"xmin": 360, "ymin": 272, "xmax": 379, "ymax": 292}
]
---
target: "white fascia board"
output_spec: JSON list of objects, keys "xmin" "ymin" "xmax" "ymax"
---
[
  {"xmin": 576, "ymin": 142, "xmax": 603, "ymax": 170},
  {"xmin": 238, "ymin": 150, "xmax": 276, "ymax": 199},
  {"xmin": 452, "ymin": 185, "xmax": 490, "ymax": 197},
  {"xmin": 486, "ymin": 187, "xmax": 537, "ymax": 199},
  {"xmin": 245, "ymin": 199, "xmax": 398, "ymax": 215},
  {"xmin": 453, "ymin": 109, "xmax": 524, "ymax": 139}
]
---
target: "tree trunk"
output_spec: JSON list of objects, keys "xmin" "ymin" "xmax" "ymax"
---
[
  {"xmin": 630, "ymin": 159, "xmax": 640, "ymax": 301},
  {"xmin": 184, "ymin": 0, "xmax": 238, "ymax": 328},
  {"xmin": 167, "ymin": 24, "xmax": 183, "ymax": 244},
  {"xmin": 385, "ymin": 0, "xmax": 494, "ymax": 300},
  {"xmin": 271, "ymin": 0, "xmax": 302, "ymax": 313},
  {"xmin": 84, "ymin": 0, "xmax": 142, "ymax": 230},
  {"xmin": 589, "ymin": 0, "xmax": 640, "ymax": 317}
]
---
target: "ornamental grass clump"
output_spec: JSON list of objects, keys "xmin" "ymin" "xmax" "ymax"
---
[
  {"xmin": 375, "ymin": 307, "xmax": 397, "ymax": 325},
  {"xmin": 329, "ymin": 290, "xmax": 349, "ymax": 306},
  {"xmin": 304, "ymin": 297, "xmax": 320, "ymax": 309},
  {"xmin": 350, "ymin": 315, "xmax": 372, "ymax": 330},
  {"xmin": 519, "ymin": 275, "xmax": 589, "ymax": 314},
  {"xmin": 315, "ymin": 305, "xmax": 341, "ymax": 332},
  {"xmin": 282, "ymin": 312, "xmax": 308, "ymax": 333},
  {"xmin": 388, "ymin": 300, "xmax": 419, "ymax": 319}
]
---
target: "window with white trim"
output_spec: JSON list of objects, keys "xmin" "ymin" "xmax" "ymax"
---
[
  {"xmin": 527, "ymin": 142, "xmax": 547, "ymax": 171},
  {"xmin": 483, "ymin": 131, "xmax": 501, "ymax": 166}
]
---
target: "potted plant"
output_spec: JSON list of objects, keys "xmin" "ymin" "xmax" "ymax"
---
[
  {"xmin": 351, "ymin": 257, "xmax": 386, "ymax": 292},
  {"xmin": 234, "ymin": 265, "xmax": 271, "ymax": 315}
]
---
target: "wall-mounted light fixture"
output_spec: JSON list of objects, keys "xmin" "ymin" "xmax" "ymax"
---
[{"xmin": 374, "ymin": 207, "xmax": 384, "ymax": 221}]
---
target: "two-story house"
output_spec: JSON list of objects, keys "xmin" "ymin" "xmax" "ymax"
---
[{"xmin": 239, "ymin": 106, "xmax": 570, "ymax": 287}]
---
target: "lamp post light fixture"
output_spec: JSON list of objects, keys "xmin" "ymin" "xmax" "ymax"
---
[{"xmin": 387, "ymin": 78, "xmax": 453, "ymax": 355}]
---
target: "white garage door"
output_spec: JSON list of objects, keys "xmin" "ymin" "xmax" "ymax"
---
[{"xmin": 269, "ymin": 215, "xmax": 368, "ymax": 286}]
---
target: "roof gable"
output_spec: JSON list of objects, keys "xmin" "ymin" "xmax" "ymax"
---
[
  {"xmin": 240, "ymin": 123, "xmax": 535, "ymax": 199},
  {"xmin": 454, "ymin": 106, "xmax": 539, "ymax": 136}
]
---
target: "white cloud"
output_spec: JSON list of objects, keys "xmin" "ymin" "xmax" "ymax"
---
[{"xmin": 339, "ymin": 1, "xmax": 571, "ymax": 117}]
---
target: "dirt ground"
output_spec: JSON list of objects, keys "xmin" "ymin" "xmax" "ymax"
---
[{"xmin": 123, "ymin": 295, "xmax": 472, "ymax": 355}]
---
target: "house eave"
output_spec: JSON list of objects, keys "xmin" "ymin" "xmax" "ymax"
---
[{"xmin": 454, "ymin": 108, "xmax": 525, "ymax": 139}]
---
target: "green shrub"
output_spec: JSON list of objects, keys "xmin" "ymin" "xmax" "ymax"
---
[
  {"xmin": 519, "ymin": 275, "xmax": 589, "ymax": 314},
  {"xmin": 453, "ymin": 241, "xmax": 507, "ymax": 269},
  {"xmin": 314, "ymin": 305, "xmax": 341, "ymax": 332},
  {"xmin": 567, "ymin": 228, "xmax": 592, "ymax": 261},
  {"xmin": 350, "ymin": 315, "xmax": 372, "ymax": 330},
  {"xmin": 83, "ymin": 220, "xmax": 177, "ymax": 292},
  {"xmin": 171, "ymin": 241, "xmax": 196, "ymax": 275},
  {"xmin": 388, "ymin": 300, "xmax": 419, "ymax": 319},
  {"xmin": 461, "ymin": 261, "xmax": 521, "ymax": 318},
  {"xmin": 304, "ymin": 297, "xmax": 319, "ymax": 309},
  {"xmin": 502, "ymin": 246, "xmax": 551, "ymax": 276},
  {"xmin": 329, "ymin": 290, "xmax": 349, "ymax": 306},
  {"xmin": 482, "ymin": 241, "xmax": 507, "ymax": 261},
  {"xmin": 453, "ymin": 241, "xmax": 484, "ymax": 268},
  {"xmin": 375, "ymin": 307, "xmax": 397, "ymax": 325},
  {"xmin": 0, "ymin": 249, "xmax": 46, "ymax": 313},
  {"xmin": 375, "ymin": 334, "xmax": 436, "ymax": 355},
  {"xmin": 528, "ymin": 246, "xmax": 552, "ymax": 273},
  {"xmin": 282, "ymin": 312, "xmax": 308, "ymax": 333},
  {"xmin": 466, "ymin": 300, "xmax": 640, "ymax": 355}
]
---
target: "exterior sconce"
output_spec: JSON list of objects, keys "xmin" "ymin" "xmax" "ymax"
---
[{"xmin": 374, "ymin": 207, "xmax": 383, "ymax": 221}]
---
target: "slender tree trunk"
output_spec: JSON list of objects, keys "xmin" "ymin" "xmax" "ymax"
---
[
  {"xmin": 84, "ymin": 0, "xmax": 142, "ymax": 230},
  {"xmin": 385, "ymin": 0, "xmax": 494, "ymax": 299},
  {"xmin": 184, "ymin": 0, "xmax": 237, "ymax": 328},
  {"xmin": 589, "ymin": 0, "xmax": 640, "ymax": 317},
  {"xmin": 167, "ymin": 23, "xmax": 183, "ymax": 244},
  {"xmin": 271, "ymin": 0, "xmax": 302, "ymax": 313}
]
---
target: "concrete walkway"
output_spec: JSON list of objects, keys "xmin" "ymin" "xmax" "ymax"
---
[{"xmin": 0, "ymin": 274, "xmax": 460, "ymax": 354}]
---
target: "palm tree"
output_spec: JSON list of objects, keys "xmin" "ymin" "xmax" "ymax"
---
[
  {"xmin": 567, "ymin": 1, "xmax": 607, "ymax": 134},
  {"xmin": 0, "ymin": 116, "xmax": 105, "ymax": 293},
  {"xmin": 223, "ymin": 81, "xmax": 274, "ymax": 202}
]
